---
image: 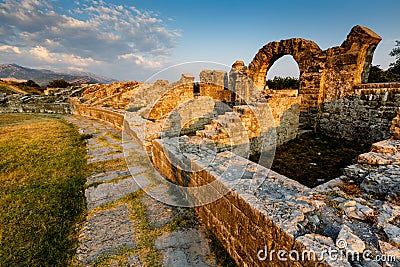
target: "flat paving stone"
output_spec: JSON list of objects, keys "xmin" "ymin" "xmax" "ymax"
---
[
  {"xmin": 88, "ymin": 152, "xmax": 125, "ymax": 163},
  {"xmin": 88, "ymin": 146, "xmax": 119, "ymax": 157},
  {"xmin": 85, "ymin": 177, "xmax": 140, "ymax": 210},
  {"xmin": 86, "ymin": 169, "xmax": 131, "ymax": 185},
  {"xmin": 141, "ymin": 194, "xmax": 174, "ymax": 229},
  {"xmin": 76, "ymin": 204, "xmax": 136, "ymax": 265},
  {"xmin": 155, "ymin": 229, "xmax": 216, "ymax": 267}
]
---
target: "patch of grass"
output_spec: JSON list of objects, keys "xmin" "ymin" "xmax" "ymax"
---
[
  {"xmin": 106, "ymin": 131, "xmax": 122, "ymax": 142},
  {"xmin": 125, "ymin": 190, "xmax": 163, "ymax": 266},
  {"xmin": 268, "ymin": 132, "xmax": 372, "ymax": 188},
  {"xmin": 0, "ymin": 114, "xmax": 87, "ymax": 266},
  {"xmin": 89, "ymin": 157, "xmax": 127, "ymax": 174},
  {"xmin": 0, "ymin": 113, "xmax": 48, "ymax": 127},
  {"xmin": 207, "ymin": 230, "xmax": 237, "ymax": 267}
]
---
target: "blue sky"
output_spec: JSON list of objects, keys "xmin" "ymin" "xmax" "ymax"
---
[{"xmin": 0, "ymin": 0, "xmax": 399, "ymax": 81}]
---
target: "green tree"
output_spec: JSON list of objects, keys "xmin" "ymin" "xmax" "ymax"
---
[
  {"xmin": 388, "ymin": 40, "xmax": 400, "ymax": 74},
  {"xmin": 368, "ymin": 41, "xmax": 400, "ymax": 83},
  {"xmin": 21, "ymin": 80, "xmax": 40, "ymax": 88},
  {"xmin": 368, "ymin": 65, "xmax": 389, "ymax": 83},
  {"xmin": 266, "ymin": 76, "xmax": 299, "ymax": 90},
  {"xmin": 47, "ymin": 79, "xmax": 71, "ymax": 88}
]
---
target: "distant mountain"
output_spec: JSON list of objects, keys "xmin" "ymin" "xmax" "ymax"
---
[{"xmin": 0, "ymin": 64, "xmax": 117, "ymax": 86}]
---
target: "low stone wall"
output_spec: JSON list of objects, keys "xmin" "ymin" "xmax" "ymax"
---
[
  {"xmin": 316, "ymin": 83, "xmax": 400, "ymax": 142},
  {"xmin": 150, "ymin": 134, "xmax": 400, "ymax": 267},
  {"xmin": 0, "ymin": 102, "xmax": 71, "ymax": 114},
  {"xmin": 72, "ymin": 100, "xmax": 124, "ymax": 130},
  {"xmin": 151, "ymin": 137, "xmax": 332, "ymax": 267}
]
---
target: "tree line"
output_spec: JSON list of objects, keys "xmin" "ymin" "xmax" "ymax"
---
[{"xmin": 368, "ymin": 40, "xmax": 400, "ymax": 83}]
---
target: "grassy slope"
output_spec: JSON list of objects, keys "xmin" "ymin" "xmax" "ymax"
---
[{"xmin": 0, "ymin": 114, "xmax": 87, "ymax": 266}]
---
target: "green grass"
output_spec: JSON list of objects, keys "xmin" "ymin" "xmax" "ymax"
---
[{"xmin": 0, "ymin": 114, "xmax": 88, "ymax": 266}]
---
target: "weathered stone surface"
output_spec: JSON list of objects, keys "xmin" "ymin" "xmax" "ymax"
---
[
  {"xmin": 340, "ymin": 200, "xmax": 374, "ymax": 220},
  {"xmin": 379, "ymin": 241, "xmax": 400, "ymax": 259},
  {"xmin": 337, "ymin": 225, "xmax": 366, "ymax": 253},
  {"xmin": 86, "ymin": 169, "xmax": 130, "ymax": 185},
  {"xmin": 316, "ymin": 87, "xmax": 400, "ymax": 142},
  {"xmin": 85, "ymin": 177, "xmax": 140, "ymax": 210},
  {"xmin": 76, "ymin": 204, "xmax": 136, "ymax": 265},
  {"xmin": 155, "ymin": 229, "xmax": 216, "ymax": 267},
  {"xmin": 296, "ymin": 234, "xmax": 351, "ymax": 267},
  {"xmin": 377, "ymin": 203, "xmax": 400, "ymax": 227},
  {"xmin": 383, "ymin": 223, "xmax": 400, "ymax": 246},
  {"xmin": 359, "ymin": 164, "xmax": 400, "ymax": 200},
  {"xmin": 79, "ymin": 81, "xmax": 142, "ymax": 109},
  {"xmin": 64, "ymin": 24, "xmax": 400, "ymax": 267}
]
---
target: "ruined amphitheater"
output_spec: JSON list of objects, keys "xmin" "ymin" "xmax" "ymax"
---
[{"xmin": 1, "ymin": 25, "xmax": 399, "ymax": 266}]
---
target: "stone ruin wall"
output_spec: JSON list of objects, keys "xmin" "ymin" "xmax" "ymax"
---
[
  {"xmin": 71, "ymin": 98, "xmax": 124, "ymax": 130},
  {"xmin": 0, "ymin": 101, "xmax": 71, "ymax": 114},
  {"xmin": 124, "ymin": 71, "xmax": 302, "ymax": 157},
  {"xmin": 317, "ymin": 83, "xmax": 400, "ymax": 142},
  {"xmin": 150, "ymin": 114, "xmax": 400, "ymax": 267}
]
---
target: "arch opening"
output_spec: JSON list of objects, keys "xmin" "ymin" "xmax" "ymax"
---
[{"xmin": 265, "ymin": 55, "xmax": 300, "ymax": 91}]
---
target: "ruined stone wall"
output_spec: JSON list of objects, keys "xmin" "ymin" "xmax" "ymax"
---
[
  {"xmin": 162, "ymin": 97, "xmax": 217, "ymax": 137},
  {"xmin": 199, "ymin": 70, "xmax": 231, "ymax": 102},
  {"xmin": 0, "ymin": 102, "xmax": 71, "ymax": 114},
  {"xmin": 316, "ymin": 83, "xmax": 400, "ymax": 142},
  {"xmin": 146, "ymin": 74, "xmax": 195, "ymax": 120},
  {"xmin": 196, "ymin": 93, "xmax": 300, "ymax": 156}
]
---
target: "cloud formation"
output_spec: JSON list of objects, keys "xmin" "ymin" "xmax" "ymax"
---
[{"xmin": 0, "ymin": 0, "xmax": 181, "ymax": 79}]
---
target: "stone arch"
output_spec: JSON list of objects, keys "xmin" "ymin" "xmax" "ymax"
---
[
  {"xmin": 265, "ymin": 55, "xmax": 300, "ymax": 80},
  {"xmin": 246, "ymin": 26, "xmax": 382, "ymax": 109},
  {"xmin": 247, "ymin": 38, "xmax": 322, "ymax": 90}
]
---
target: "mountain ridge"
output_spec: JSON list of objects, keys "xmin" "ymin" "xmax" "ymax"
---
[{"xmin": 0, "ymin": 63, "xmax": 117, "ymax": 86}]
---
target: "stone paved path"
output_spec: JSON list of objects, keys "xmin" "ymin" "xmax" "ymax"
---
[{"xmin": 65, "ymin": 115, "xmax": 218, "ymax": 267}]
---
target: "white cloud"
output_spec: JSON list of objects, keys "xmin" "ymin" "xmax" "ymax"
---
[
  {"xmin": 0, "ymin": 0, "xmax": 181, "ymax": 80},
  {"xmin": 0, "ymin": 45, "xmax": 21, "ymax": 54}
]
